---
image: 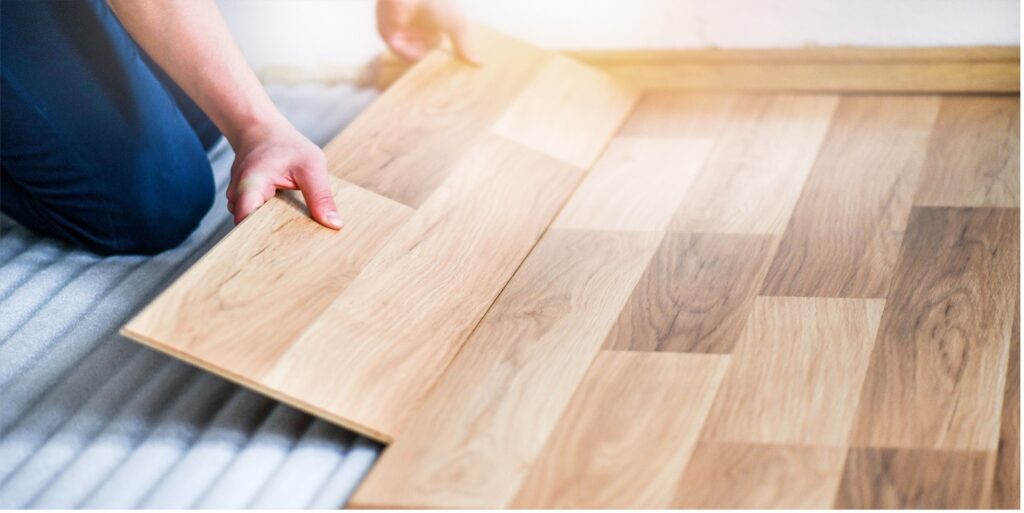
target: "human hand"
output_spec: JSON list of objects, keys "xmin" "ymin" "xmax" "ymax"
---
[
  {"xmin": 227, "ymin": 121, "xmax": 341, "ymax": 229},
  {"xmin": 377, "ymin": 0, "xmax": 479, "ymax": 63}
]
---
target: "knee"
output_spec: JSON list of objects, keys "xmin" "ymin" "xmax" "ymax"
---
[{"xmin": 100, "ymin": 158, "xmax": 215, "ymax": 255}]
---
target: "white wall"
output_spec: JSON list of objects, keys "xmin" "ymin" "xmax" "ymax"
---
[{"xmin": 217, "ymin": 0, "xmax": 1020, "ymax": 80}]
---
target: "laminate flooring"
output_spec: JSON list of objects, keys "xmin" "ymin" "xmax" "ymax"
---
[
  {"xmin": 351, "ymin": 92, "xmax": 1019, "ymax": 508},
  {"xmin": 122, "ymin": 32, "xmax": 1018, "ymax": 508},
  {"xmin": 122, "ymin": 29, "xmax": 638, "ymax": 442}
]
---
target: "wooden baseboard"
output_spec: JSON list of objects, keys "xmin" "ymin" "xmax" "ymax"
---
[{"xmin": 375, "ymin": 46, "xmax": 1020, "ymax": 93}]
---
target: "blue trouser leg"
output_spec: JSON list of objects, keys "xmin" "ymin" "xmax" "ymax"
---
[{"xmin": 1, "ymin": 0, "xmax": 222, "ymax": 255}]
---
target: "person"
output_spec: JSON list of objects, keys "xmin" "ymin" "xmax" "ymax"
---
[{"xmin": 0, "ymin": 0, "xmax": 477, "ymax": 255}]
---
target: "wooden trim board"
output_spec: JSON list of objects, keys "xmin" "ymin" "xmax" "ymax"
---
[
  {"xmin": 121, "ymin": 27, "xmax": 639, "ymax": 443},
  {"xmin": 376, "ymin": 46, "xmax": 1020, "ymax": 93}
]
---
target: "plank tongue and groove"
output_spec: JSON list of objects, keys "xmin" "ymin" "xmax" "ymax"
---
[{"xmin": 122, "ymin": 28, "xmax": 638, "ymax": 443}]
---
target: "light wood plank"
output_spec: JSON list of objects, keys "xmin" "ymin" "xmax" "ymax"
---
[
  {"xmin": 492, "ymin": 54, "xmax": 637, "ymax": 168},
  {"xmin": 122, "ymin": 178, "xmax": 412, "ymax": 380},
  {"xmin": 834, "ymin": 448, "xmax": 994, "ymax": 508},
  {"xmin": 669, "ymin": 94, "xmax": 838, "ymax": 234},
  {"xmin": 263, "ymin": 136, "xmax": 584, "ymax": 440},
  {"xmin": 124, "ymin": 34, "xmax": 637, "ymax": 443},
  {"xmin": 849, "ymin": 207, "xmax": 1018, "ymax": 450},
  {"xmin": 511, "ymin": 351, "xmax": 729, "ymax": 509},
  {"xmin": 760, "ymin": 95, "xmax": 940, "ymax": 298},
  {"xmin": 673, "ymin": 442, "xmax": 847, "ymax": 509},
  {"xmin": 914, "ymin": 96, "xmax": 1020, "ymax": 207},
  {"xmin": 701, "ymin": 297, "xmax": 885, "ymax": 445},
  {"xmin": 992, "ymin": 297, "xmax": 1020, "ymax": 508},
  {"xmin": 616, "ymin": 92, "xmax": 738, "ymax": 137},
  {"xmin": 603, "ymin": 232, "xmax": 779, "ymax": 353},
  {"xmin": 551, "ymin": 137, "xmax": 712, "ymax": 232},
  {"xmin": 327, "ymin": 27, "xmax": 548, "ymax": 207},
  {"xmin": 350, "ymin": 230, "xmax": 663, "ymax": 508}
]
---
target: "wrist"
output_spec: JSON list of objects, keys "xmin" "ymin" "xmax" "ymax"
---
[{"xmin": 228, "ymin": 110, "xmax": 292, "ymax": 151}]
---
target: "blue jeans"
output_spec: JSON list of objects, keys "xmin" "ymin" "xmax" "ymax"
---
[{"xmin": 1, "ymin": 0, "xmax": 222, "ymax": 255}]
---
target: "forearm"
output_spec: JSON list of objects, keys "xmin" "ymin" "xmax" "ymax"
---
[{"xmin": 106, "ymin": 0, "xmax": 285, "ymax": 147}]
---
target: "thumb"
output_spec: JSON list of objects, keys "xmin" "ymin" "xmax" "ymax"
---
[
  {"xmin": 233, "ymin": 175, "xmax": 275, "ymax": 225},
  {"xmin": 295, "ymin": 168, "xmax": 342, "ymax": 230}
]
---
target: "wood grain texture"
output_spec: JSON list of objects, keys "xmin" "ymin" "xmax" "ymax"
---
[
  {"xmin": 849, "ymin": 207, "xmax": 1019, "ymax": 450},
  {"xmin": 122, "ymin": 178, "xmax": 412, "ymax": 380},
  {"xmin": 602, "ymin": 232, "xmax": 779, "ymax": 353},
  {"xmin": 834, "ymin": 448, "xmax": 994, "ymax": 508},
  {"xmin": 669, "ymin": 94, "xmax": 838, "ymax": 234},
  {"xmin": 327, "ymin": 27, "xmax": 548, "ymax": 207},
  {"xmin": 263, "ymin": 137, "xmax": 584, "ymax": 440},
  {"xmin": 673, "ymin": 442, "xmax": 847, "ymax": 509},
  {"xmin": 914, "ymin": 96, "xmax": 1020, "ymax": 207},
  {"xmin": 511, "ymin": 351, "xmax": 730, "ymax": 509},
  {"xmin": 551, "ymin": 137, "xmax": 712, "ymax": 232},
  {"xmin": 124, "ymin": 33, "xmax": 638, "ymax": 443},
  {"xmin": 760, "ymin": 95, "xmax": 940, "ymax": 298},
  {"xmin": 616, "ymin": 92, "xmax": 738, "ymax": 137},
  {"xmin": 492, "ymin": 54, "xmax": 637, "ymax": 168},
  {"xmin": 992, "ymin": 297, "xmax": 1019, "ymax": 509},
  {"xmin": 701, "ymin": 297, "xmax": 885, "ymax": 445},
  {"xmin": 350, "ymin": 230, "xmax": 662, "ymax": 508}
]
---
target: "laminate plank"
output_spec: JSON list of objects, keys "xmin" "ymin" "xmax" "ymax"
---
[
  {"xmin": 350, "ymin": 230, "xmax": 663, "ymax": 508},
  {"xmin": 511, "ymin": 351, "xmax": 730, "ymax": 509},
  {"xmin": 124, "ymin": 36, "xmax": 638, "ymax": 443},
  {"xmin": 701, "ymin": 297, "xmax": 885, "ymax": 445},
  {"xmin": 602, "ymin": 232, "xmax": 779, "ymax": 353},
  {"xmin": 849, "ymin": 207, "xmax": 1018, "ymax": 450},
  {"xmin": 914, "ymin": 96, "xmax": 1020, "ymax": 207},
  {"xmin": 992, "ymin": 298, "xmax": 1020, "ymax": 508},
  {"xmin": 760, "ymin": 96, "xmax": 940, "ymax": 298},
  {"xmin": 834, "ymin": 448, "xmax": 994, "ymax": 508},
  {"xmin": 616, "ymin": 92, "xmax": 738, "ymax": 137},
  {"xmin": 669, "ymin": 94, "xmax": 838, "ymax": 234},
  {"xmin": 551, "ymin": 137, "xmax": 713, "ymax": 232},
  {"xmin": 262, "ymin": 136, "xmax": 584, "ymax": 440},
  {"xmin": 326, "ymin": 27, "xmax": 548, "ymax": 207},
  {"xmin": 122, "ymin": 178, "xmax": 412, "ymax": 380},
  {"xmin": 672, "ymin": 442, "xmax": 847, "ymax": 509},
  {"xmin": 491, "ymin": 54, "xmax": 637, "ymax": 168}
]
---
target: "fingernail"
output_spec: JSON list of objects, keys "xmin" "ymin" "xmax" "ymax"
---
[{"xmin": 326, "ymin": 212, "xmax": 343, "ymax": 229}]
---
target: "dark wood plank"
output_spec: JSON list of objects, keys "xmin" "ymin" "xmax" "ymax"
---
[
  {"xmin": 760, "ymin": 95, "xmax": 940, "ymax": 298},
  {"xmin": 992, "ymin": 297, "xmax": 1020, "ymax": 508},
  {"xmin": 673, "ymin": 442, "xmax": 847, "ymax": 509},
  {"xmin": 834, "ymin": 448, "xmax": 993, "ymax": 508},
  {"xmin": 849, "ymin": 207, "xmax": 1018, "ymax": 450},
  {"xmin": 602, "ymin": 232, "xmax": 778, "ymax": 353},
  {"xmin": 914, "ymin": 96, "xmax": 1019, "ymax": 207}
]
